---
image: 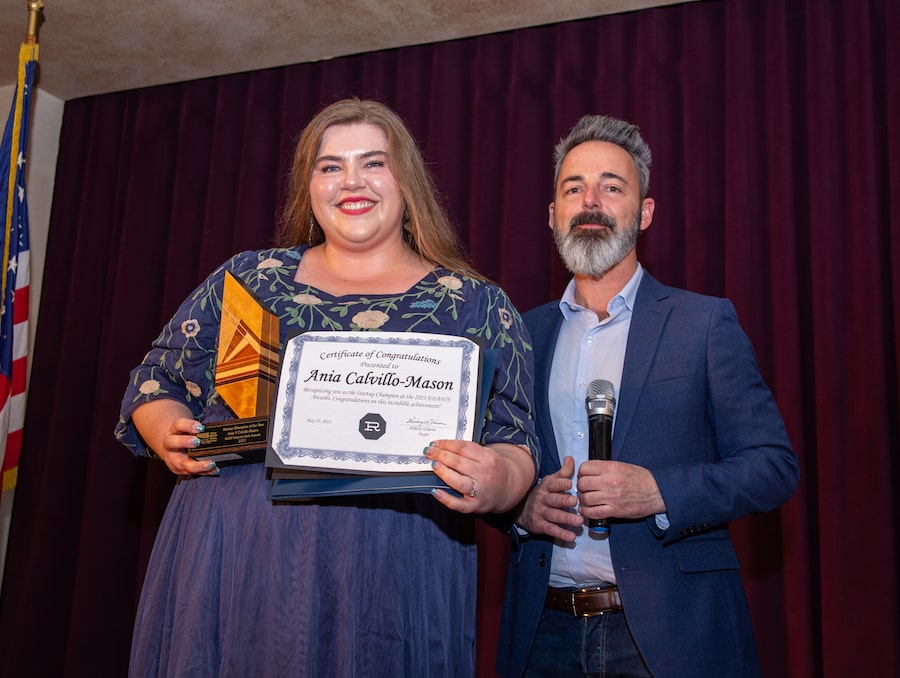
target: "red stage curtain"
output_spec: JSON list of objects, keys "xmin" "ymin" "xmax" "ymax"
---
[{"xmin": 2, "ymin": 0, "xmax": 898, "ymax": 675}]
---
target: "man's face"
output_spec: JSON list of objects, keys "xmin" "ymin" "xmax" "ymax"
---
[{"xmin": 549, "ymin": 140, "xmax": 653, "ymax": 277}]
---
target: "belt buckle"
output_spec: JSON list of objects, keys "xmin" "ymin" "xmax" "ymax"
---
[{"xmin": 573, "ymin": 585, "xmax": 603, "ymax": 618}]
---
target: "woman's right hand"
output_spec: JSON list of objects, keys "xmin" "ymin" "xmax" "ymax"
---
[
  {"xmin": 155, "ymin": 417, "xmax": 220, "ymax": 476},
  {"xmin": 132, "ymin": 400, "xmax": 220, "ymax": 477}
]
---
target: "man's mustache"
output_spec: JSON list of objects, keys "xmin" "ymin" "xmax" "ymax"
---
[{"xmin": 568, "ymin": 210, "xmax": 617, "ymax": 230}]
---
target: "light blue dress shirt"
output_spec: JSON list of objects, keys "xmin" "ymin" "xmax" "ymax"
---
[{"xmin": 546, "ymin": 265, "xmax": 643, "ymax": 588}]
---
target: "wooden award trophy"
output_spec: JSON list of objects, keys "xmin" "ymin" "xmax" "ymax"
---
[{"xmin": 189, "ymin": 271, "xmax": 279, "ymax": 465}]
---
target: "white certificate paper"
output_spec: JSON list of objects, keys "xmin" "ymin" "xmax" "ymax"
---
[{"xmin": 268, "ymin": 331, "xmax": 482, "ymax": 474}]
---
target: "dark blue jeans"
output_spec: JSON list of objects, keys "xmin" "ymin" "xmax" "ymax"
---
[{"xmin": 524, "ymin": 606, "xmax": 652, "ymax": 678}]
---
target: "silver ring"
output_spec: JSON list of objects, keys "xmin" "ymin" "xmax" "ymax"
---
[{"xmin": 468, "ymin": 480, "xmax": 477, "ymax": 498}]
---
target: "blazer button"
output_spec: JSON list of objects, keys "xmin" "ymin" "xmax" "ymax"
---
[{"xmin": 539, "ymin": 554, "xmax": 547, "ymax": 567}]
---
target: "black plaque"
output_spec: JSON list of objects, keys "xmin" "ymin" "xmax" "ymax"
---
[{"xmin": 189, "ymin": 415, "xmax": 270, "ymax": 466}]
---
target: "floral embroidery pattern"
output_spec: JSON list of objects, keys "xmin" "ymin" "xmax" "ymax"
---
[
  {"xmin": 257, "ymin": 257, "xmax": 283, "ymax": 269},
  {"xmin": 352, "ymin": 310, "xmax": 390, "ymax": 329},
  {"xmin": 437, "ymin": 275, "xmax": 463, "ymax": 290},
  {"xmin": 139, "ymin": 379, "xmax": 160, "ymax": 395},
  {"xmin": 293, "ymin": 293, "xmax": 322, "ymax": 305},
  {"xmin": 115, "ymin": 247, "xmax": 536, "ymax": 458},
  {"xmin": 181, "ymin": 319, "xmax": 200, "ymax": 338}
]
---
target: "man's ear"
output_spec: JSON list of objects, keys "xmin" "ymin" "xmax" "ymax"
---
[
  {"xmin": 548, "ymin": 202, "xmax": 556, "ymax": 231},
  {"xmin": 639, "ymin": 198, "xmax": 655, "ymax": 232}
]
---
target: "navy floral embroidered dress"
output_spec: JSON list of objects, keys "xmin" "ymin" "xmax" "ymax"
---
[{"xmin": 115, "ymin": 246, "xmax": 537, "ymax": 678}]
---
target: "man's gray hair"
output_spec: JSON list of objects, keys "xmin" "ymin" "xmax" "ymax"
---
[{"xmin": 553, "ymin": 115, "xmax": 652, "ymax": 199}]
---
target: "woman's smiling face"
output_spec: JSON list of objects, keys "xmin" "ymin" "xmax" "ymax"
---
[{"xmin": 309, "ymin": 123, "xmax": 406, "ymax": 252}]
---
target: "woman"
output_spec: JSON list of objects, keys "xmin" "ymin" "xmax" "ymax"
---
[{"xmin": 115, "ymin": 99, "xmax": 538, "ymax": 677}]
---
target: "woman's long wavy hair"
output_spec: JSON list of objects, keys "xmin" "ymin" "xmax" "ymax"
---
[{"xmin": 277, "ymin": 98, "xmax": 482, "ymax": 280}]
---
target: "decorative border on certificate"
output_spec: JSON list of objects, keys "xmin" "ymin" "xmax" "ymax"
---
[{"xmin": 267, "ymin": 331, "xmax": 482, "ymax": 474}]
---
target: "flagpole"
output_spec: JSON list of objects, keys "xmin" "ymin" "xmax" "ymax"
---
[
  {"xmin": 1, "ymin": 4, "xmax": 42, "ymax": 312},
  {"xmin": 1, "ymin": 0, "xmax": 43, "ymax": 584},
  {"xmin": 26, "ymin": 2, "xmax": 45, "ymax": 44}
]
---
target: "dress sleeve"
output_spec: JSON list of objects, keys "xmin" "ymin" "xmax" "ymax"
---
[
  {"xmin": 469, "ymin": 282, "xmax": 540, "ymax": 472},
  {"xmin": 113, "ymin": 253, "xmax": 249, "ymax": 456}
]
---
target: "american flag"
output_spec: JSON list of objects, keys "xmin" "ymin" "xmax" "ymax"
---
[{"xmin": 0, "ymin": 42, "xmax": 37, "ymax": 492}]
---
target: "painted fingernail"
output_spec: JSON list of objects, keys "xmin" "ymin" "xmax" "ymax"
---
[
  {"xmin": 193, "ymin": 423, "xmax": 205, "ymax": 433},
  {"xmin": 191, "ymin": 437, "xmax": 201, "ymax": 448},
  {"xmin": 207, "ymin": 461, "xmax": 217, "ymax": 470}
]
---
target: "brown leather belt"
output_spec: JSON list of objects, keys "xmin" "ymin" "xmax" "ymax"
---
[{"xmin": 545, "ymin": 585, "xmax": 623, "ymax": 617}]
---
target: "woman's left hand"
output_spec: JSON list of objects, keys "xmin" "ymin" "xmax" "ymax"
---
[{"xmin": 425, "ymin": 440, "xmax": 534, "ymax": 514}]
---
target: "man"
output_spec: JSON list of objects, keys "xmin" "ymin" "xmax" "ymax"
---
[{"xmin": 496, "ymin": 115, "xmax": 799, "ymax": 678}]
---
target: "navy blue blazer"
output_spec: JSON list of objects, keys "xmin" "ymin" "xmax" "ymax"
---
[{"xmin": 496, "ymin": 272, "xmax": 799, "ymax": 678}]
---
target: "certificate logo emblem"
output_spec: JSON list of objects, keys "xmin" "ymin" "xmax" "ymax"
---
[{"xmin": 359, "ymin": 413, "xmax": 387, "ymax": 440}]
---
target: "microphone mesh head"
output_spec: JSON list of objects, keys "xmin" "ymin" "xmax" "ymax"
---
[
  {"xmin": 587, "ymin": 379, "xmax": 615, "ymax": 400},
  {"xmin": 585, "ymin": 379, "xmax": 616, "ymax": 417}
]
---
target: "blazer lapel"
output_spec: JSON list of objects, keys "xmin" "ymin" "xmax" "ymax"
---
[
  {"xmin": 614, "ymin": 273, "xmax": 671, "ymax": 455},
  {"xmin": 528, "ymin": 304, "xmax": 564, "ymax": 474}
]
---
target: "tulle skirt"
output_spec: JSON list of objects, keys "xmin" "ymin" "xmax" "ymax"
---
[{"xmin": 130, "ymin": 463, "xmax": 477, "ymax": 677}]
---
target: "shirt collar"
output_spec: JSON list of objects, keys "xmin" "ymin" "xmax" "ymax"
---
[{"xmin": 559, "ymin": 263, "xmax": 644, "ymax": 319}]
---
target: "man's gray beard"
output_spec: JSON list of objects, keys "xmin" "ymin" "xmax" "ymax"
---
[{"xmin": 553, "ymin": 214, "xmax": 640, "ymax": 277}]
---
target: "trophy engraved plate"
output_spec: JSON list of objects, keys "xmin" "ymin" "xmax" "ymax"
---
[
  {"xmin": 194, "ymin": 416, "xmax": 270, "ymax": 461},
  {"xmin": 189, "ymin": 271, "xmax": 280, "ymax": 465}
]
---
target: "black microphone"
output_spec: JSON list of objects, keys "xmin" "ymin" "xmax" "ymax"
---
[{"xmin": 585, "ymin": 379, "xmax": 616, "ymax": 537}]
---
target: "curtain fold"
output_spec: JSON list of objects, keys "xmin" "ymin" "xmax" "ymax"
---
[{"xmin": 1, "ymin": 1, "xmax": 897, "ymax": 675}]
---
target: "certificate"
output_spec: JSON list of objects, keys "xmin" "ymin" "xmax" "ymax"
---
[{"xmin": 266, "ymin": 331, "xmax": 483, "ymax": 476}]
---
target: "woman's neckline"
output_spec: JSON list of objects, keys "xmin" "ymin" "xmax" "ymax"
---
[{"xmin": 292, "ymin": 244, "xmax": 442, "ymax": 299}]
